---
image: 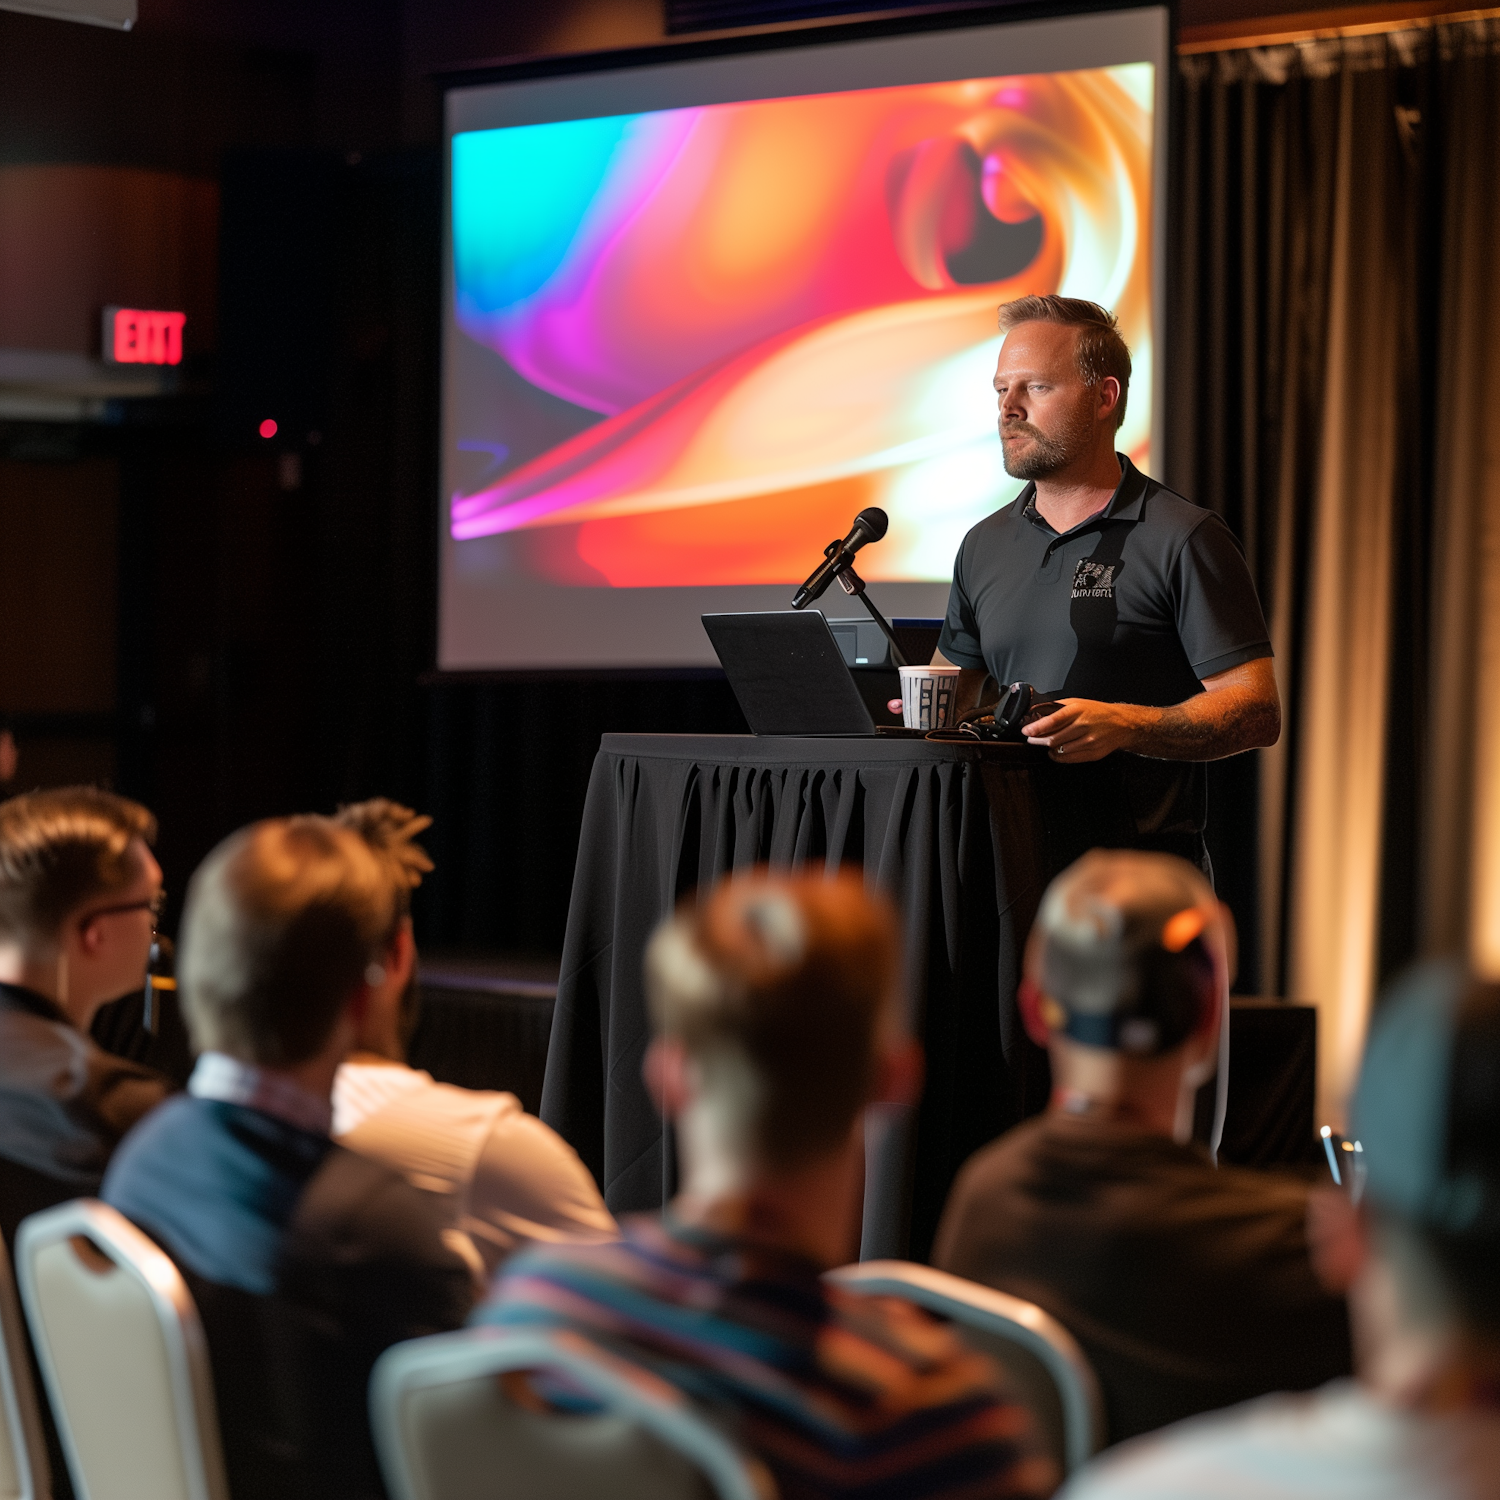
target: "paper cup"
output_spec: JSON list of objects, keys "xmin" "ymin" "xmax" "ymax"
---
[{"xmin": 898, "ymin": 664, "xmax": 962, "ymax": 730}]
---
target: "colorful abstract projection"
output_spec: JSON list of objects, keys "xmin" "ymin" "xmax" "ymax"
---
[{"xmin": 451, "ymin": 65, "xmax": 1153, "ymax": 586}]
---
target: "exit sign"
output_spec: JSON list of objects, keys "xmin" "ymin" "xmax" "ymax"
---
[{"xmin": 103, "ymin": 306, "xmax": 186, "ymax": 366}]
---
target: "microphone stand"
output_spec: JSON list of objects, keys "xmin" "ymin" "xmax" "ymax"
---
[{"xmin": 834, "ymin": 563, "xmax": 908, "ymax": 667}]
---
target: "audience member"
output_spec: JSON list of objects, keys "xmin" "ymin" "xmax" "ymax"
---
[
  {"xmin": 104, "ymin": 816, "xmax": 474, "ymax": 1500},
  {"xmin": 933, "ymin": 850, "xmax": 1351, "ymax": 1444},
  {"xmin": 478, "ymin": 868, "xmax": 1057, "ymax": 1500},
  {"xmin": 0, "ymin": 787, "xmax": 170, "ymax": 1246},
  {"xmin": 1061, "ymin": 959, "xmax": 1500, "ymax": 1498},
  {"xmin": 330, "ymin": 797, "xmax": 615, "ymax": 1272}
]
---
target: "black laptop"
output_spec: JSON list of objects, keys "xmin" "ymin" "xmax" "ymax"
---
[{"xmin": 702, "ymin": 611, "xmax": 876, "ymax": 735}]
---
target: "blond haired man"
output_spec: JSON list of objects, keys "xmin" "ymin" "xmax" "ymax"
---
[{"xmin": 478, "ymin": 869, "xmax": 1056, "ymax": 1500}]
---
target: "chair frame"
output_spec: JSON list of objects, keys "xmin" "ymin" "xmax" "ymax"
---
[
  {"xmin": 828, "ymin": 1259, "xmax": 1103, "ymax": 1472},
  {"xmin": 14, "ymin": 1199, "xmax": 228, "ymax": 1500},
  {"xmin": 0, "ymin": 1232, "xmax": 49, "ymax": 1500},
  {"xmin": 370, "ymin": 1325, "xmax": 769, "ymax": 1500}
]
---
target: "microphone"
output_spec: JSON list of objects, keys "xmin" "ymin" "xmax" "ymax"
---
[{"xmin": 791, "ymin": 507, "xmax": 889, "ymax": 609}]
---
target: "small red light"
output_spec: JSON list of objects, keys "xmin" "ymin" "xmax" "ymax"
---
[{"xmin": 259, "ymin": 419, "xmax": 278, "ymax": 439}]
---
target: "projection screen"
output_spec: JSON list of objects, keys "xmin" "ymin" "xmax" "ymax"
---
[{"xmin": 440, "ymin": 6, "xmax": 1170, "ymax": 669}]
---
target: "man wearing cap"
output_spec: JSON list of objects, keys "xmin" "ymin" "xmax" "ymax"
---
[
  {"xmin": 933, "ymin": 850, "xmax": 1351, "ymax": 1445},
  {"xmin": 938, "ymin": 296, "xmax": 1279, "ymax": 871},
  {"xmin": 1060, "ymin": 958, "xmax": 1500, "ymax": 1497}
]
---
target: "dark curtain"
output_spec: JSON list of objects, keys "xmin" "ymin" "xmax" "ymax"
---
[
  {"xmin": 1168, "ymin": 21, "xmax": 1500, "ymax": 1122},
  {"xmin": 414, "ymin": 677, "xmax": 747, "ymax": 953}
]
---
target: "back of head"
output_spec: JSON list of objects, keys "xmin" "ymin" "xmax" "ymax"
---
[
  {"xmin": 645, "ymin": 869, "xmax": 900, "ymax": 1170},
  {"xmin": 1353, "ymin": 962, "xmax": 1500, "ymax": 1337},
  {"xmin": 179, "ymin": 816, "xmax": 396, "ymax": 1067},
  {"xmin": 1029, "ymin": 849, "xmax": 1223, "ymax": 1057},
  {"xmin": 0, "ymin": 786, "xmax": 157, "ymax": 948}
]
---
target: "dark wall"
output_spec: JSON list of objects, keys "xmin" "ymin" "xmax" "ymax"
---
[
  {"xmin": 0, "ymin": 4, "xmax": 399, "ymax": 171},
  {"xmin": 397, "ymin": 0, "xmax": 664, "ymax": 143},
  {"xmin": 0, "ymin": 0, "xmax": 746, "ymax": 956},
  {"xmin": 1, "ymin": 1, "xmax": 417, "ymax": 940}
]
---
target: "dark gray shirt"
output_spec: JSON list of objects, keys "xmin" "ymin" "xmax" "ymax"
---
[
  {"xmin": 933, "ymin": 1113, "xmax": 1352, "ymax": 1445},
  {"xmin": 0, "ymin": 981, "xmax": 168, "ymax": 1186},
  {"xmin": 0, "ymin": 980, "xmax": 170, "ymax": 1247},
  {"xmin": 938, "ymin": 457, "xmax": 1271, "ymax": 847}
]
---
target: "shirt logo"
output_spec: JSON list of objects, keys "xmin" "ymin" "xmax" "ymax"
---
[{"xmin": 1072, "ymin": 560, "xmax": 1117, "ymax": 599}]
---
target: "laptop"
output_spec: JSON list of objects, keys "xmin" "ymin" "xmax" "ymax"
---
[{"xmin": 702, "ymin": 611, "xmax": 876, "ymax": 736}]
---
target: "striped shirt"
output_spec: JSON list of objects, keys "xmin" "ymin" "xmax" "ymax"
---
[{"xmin": 476, "ymin": 1213, "xmax": 1057, "ymax": 1500}]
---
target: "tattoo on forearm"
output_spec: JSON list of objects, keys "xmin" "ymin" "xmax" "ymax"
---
[{"xmin": 1135, "ymin": 690, "xmax": 1280, "ymax": 761}]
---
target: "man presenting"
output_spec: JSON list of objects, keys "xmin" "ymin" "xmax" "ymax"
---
[{"xmin": 939, "ymin": 296, "xmax": 1279, "ymax": 868}]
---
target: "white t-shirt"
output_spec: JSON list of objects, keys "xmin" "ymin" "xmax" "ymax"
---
[
  {"xmin": 1061, "ymin": 1381, "xmax": 1500, "ymax": 1500},
  {"xmin": 333, "ymin": 1061, "xmax": 617, "ymax": 1277}
]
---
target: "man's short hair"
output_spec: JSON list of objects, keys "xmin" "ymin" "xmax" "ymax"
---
[
  {"xmin": 179, "ymin": 816, "xmax": 396, "ymax": 1067},
  {"xmin": 998, "ymin": 295, "xmax": 1132, "ymax": 430},
  {"xmin": 0, "ymin": 787, "xmax": 157, "ymax": 944},
  {"xmin": 1027, "ymin": 850, "xmax": 1222, "ymax": 1056},
  {"xmin": 645, "ymin": 869, "xmax": 900, "ymax": 1170}
]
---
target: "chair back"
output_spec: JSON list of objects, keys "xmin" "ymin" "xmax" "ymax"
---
[
  {"xmin": 371, "ymin": 1326, "xmax": 772, "ymax": 1500},
  {"xmin": 828, "ymin": 1260, "xmax": 1103, "ymax": 1473},
  {"xmin": 15, "ymin": 1200, "xmax": 228, "ymax": 1500},
  {"xmin": 0, "ymin": 1233, "xmax": 48, "ymax": 1500}
]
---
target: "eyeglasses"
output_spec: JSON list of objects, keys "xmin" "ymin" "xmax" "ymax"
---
[{"xmin": 82, "ymin": 889, "xmax": 167, "ymax": 929}]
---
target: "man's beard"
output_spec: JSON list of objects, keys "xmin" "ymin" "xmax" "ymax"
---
[{"xmin": 1000, "ymin": 413, "xmax": 1095, "ymax": 480}]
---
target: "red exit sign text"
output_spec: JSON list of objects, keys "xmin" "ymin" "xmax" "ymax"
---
[{"xmin": 103, "ymin": 306, "xmax": 186, "ymax": 366}]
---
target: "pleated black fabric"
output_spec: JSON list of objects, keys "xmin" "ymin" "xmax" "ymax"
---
[{"xmin": 540, "ymin": 734, "xmax": 1060, "ymax": 1261}]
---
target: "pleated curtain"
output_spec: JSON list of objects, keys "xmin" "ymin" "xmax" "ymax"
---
[
  {"xmin": 1426, "ymin": 33, "xmax": 1500, "ymax": 977},
  {"xmin": 1171, "ymin": 22, "xmax": 1500, "ymax": 1124}
]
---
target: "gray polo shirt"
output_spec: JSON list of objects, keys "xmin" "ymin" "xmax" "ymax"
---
[{"xmin": 938, "ymin": 456, "xmax": 1271, "ymax": 849}]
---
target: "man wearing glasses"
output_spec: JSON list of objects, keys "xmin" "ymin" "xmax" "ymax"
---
[{"xmin": 0, "ymin": 787, "xmax": 170, "ymax": 1247}]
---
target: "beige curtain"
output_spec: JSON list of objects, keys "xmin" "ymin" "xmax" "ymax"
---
[
  {"xmin": 1284, "ymin": 65, "xmax": 1401, "ymax": 1127},
  {"xmin": 1425, "ymin": 34, "xmax": 1500, "ymax": 979},
  {"xmin": 1174, "ymin": 23, "xmax": 1500, "ymax": 1124}
]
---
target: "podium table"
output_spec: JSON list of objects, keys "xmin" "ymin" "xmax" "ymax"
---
[{"xmin": 540, "ymin": 732, "xmax": 1078, "ymax": 1261}]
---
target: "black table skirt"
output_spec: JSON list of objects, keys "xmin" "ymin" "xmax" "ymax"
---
[{"xmin": 540, "ymin": 733, "xmax": 1069, "ymax": 1261}]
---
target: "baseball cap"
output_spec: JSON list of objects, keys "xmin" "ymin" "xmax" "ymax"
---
[
  {"xmin": 1031, "ymin": 850, "xmax": 1223, "ymax": 1056},
  {"xmin": 1351, "ymin": 960, "xmax": 1500, "ymax": 1236}
]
